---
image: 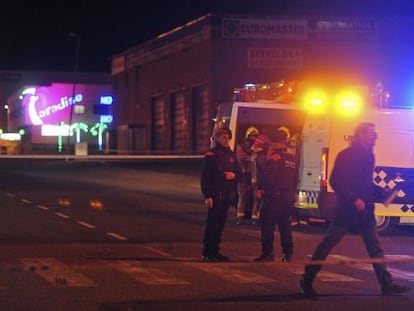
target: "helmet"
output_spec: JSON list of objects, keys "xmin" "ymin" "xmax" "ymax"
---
[
  {"xmin": 245, "ymin": 126, "xmax": 259, "ymax": 139},
  {"xmin": 215, "ymin": 127, "xmax": 232, "ymax": 139},
  {"xmin": 277, "ymin": 126, "xmax": 291, "ymax": 140}
]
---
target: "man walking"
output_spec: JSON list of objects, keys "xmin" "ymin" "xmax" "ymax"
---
[{"xmin": 300, "ymin": 122, "xmax": 411, "ymax": 296}]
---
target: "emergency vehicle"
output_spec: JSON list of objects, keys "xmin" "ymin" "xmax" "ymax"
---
[{"xmin": 213, "ymin": 81, "xmax": 414, "ymax": 233}]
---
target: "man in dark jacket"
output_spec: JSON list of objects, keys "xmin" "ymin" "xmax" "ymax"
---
[
  {"xmin": 254, "ymin": 129, "xmax": 298, "ymax": 263},
  {"xmin": 301, "ymin": 122, "xmax": 410, "ymax": 296},
  {"xmin": 201, "ymin": 127, "xmax": 240, "ymax": 262}
]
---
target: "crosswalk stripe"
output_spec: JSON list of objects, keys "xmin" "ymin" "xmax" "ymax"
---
[
  {"xmin": 292, "ymin": 267, "xmax": 362, "ymax": 282},
  {"xmin": 19, "ymin": 258, "xmax": 96, "ymax": 287},
  {"xmin": 188, "ymin": 263, "xmax": 274, "ymax": 283},
  {"xmin": 13, "ymin": 253, "xmax": 414, "ymax": 288},
  {"xmin": 144, "ymin": 246, "xmax": 171, "ymax": 257},
  {"xmin": 108, "ymin": 260, "xmax": 190, "ymax": 285},
  {"xmin": 330, "ymin": 254, "xmax": 414, "ymax": 281}
]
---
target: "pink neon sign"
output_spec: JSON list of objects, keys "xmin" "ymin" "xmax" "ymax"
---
[{"xmin": 22, "ymin": 83, "xmax": 111, "ymax": 126}]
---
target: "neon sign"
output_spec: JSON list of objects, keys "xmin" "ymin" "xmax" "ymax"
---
[
  {"xmin": 41, "ymin": 124, "xmax": 71, "ymax": 136},
  {"xmin": 100, "ymin": 96, "xmax": 113, "ymax": 105},
  {"xmin": 22, "ymin": 85, "xmax": 84, "ymax": 125},
  {"xmin": 0, "ymin": 133, "xmax": 21, "ymax": 141},
  {"xmin": 19, "ymin": 82, "xmax": 113, "ymax": 152},
  {"xmin": 100, "ymin": 115, "xmax": 113, "ymax": 123}
]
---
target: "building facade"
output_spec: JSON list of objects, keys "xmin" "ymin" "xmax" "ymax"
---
[{"xmin": 110, "ymin": 14, "xmax": 414, "ymax": 155}]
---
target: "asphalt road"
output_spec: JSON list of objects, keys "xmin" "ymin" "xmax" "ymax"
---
[{"xmin": 0, "ymin": 158, "xmax": 413, "ymax": 311}]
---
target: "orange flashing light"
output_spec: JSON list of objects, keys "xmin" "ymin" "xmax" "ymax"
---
[
  {"xmin": 334, "ymin": 89, "xmax": 363, "ymax": 117},
  {"xmin": 303, "ymin": 88, "xmax": 328, "ymax": 114},
  {"xmin": 90, "ymin": 199, "xmax": 104, "ymax": 210},
  {"xmin": 58, "ymin": 199, "xmax": 71, "ymax": 207}
]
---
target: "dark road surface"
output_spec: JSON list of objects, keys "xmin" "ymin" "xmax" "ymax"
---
[{"xmin": 0, "ymin": 158, "xmax": 413, "ymax": 311}]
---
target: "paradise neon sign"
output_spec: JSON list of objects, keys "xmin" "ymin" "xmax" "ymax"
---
[{"xmin": 22, "ymin": 87, "xmax": 83, "ymax": 125}]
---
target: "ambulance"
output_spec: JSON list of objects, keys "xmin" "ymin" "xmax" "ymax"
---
[{"xmin": 214, "ymin": 81, "xmax": 414, "ymax": 233}]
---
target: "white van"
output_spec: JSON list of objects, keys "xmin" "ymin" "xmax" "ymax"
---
[
  {"xmin": 217, "ymin": 82, "xmax": 414, "ymax": 233},
  {"xmin": 317, "ymin": 108, "xmax": 414, "ymax": 233}
]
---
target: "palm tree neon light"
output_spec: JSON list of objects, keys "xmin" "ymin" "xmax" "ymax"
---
[
  {"xmin": 70, "ymin": 122, "xmax": 89, "ymax": 143},
  {"xmin": 90, "ymin": 122, "xmax": 108, "ymax": 151}
]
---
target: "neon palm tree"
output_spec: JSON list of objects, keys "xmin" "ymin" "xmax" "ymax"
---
[
  {"xmin": 70, "ymin": 122, "xmax": 89, "ymax": 143},
  {"xmin": 90, "ymin": 122, "xmax": 108, "ymax": 151}
]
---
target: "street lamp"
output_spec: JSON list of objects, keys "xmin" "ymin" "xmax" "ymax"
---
[{"xmin": 66, "ymin": 32, "xmax": 81, "ymax": 158}]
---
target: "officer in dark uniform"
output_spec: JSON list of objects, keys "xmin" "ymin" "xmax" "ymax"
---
[
  {"xmin": 254, "ymin": 129, "xmax": 298, "ymax": 262},
  {"xmin": 201, "ymin": 127, "xmax": 240, "ymax": 262}
]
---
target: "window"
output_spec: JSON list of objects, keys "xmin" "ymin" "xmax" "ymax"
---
[{"xmin": 74, "ymin": 105, "xmax": 85, "ymax": 114}]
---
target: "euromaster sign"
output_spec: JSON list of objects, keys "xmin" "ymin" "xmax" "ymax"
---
[{"xmin": 222, "ymin": 18, "xmax": 307, "ymax": 40}]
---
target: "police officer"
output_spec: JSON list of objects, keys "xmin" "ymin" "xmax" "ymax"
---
[
  {"xmin": 254, "ymin": 129, "xmax": 298, "ymax": 262},
  {"xmin": 201, "ymin": 127, "xmax": 240, "ymax": 262}
]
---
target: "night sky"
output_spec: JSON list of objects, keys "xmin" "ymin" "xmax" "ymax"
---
[{"xmin": 0, "ymin": 0, "xmax": 413, "ymax": 73}]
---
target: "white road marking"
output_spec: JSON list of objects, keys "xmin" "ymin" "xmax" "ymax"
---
[
  {"xmin": 19, "ymin": 258, "xmax": 95, "ymax": 287},
  {"xmin": 36, "ymin": 205, "xmax": 49, "ymax": 211},
  {"xmin": 331, "ymin": 254, "xmax": 414, "ymax": 281},
  {"xmin": 189, "ymin": 263, "xmax": 275, "ymax": 283},
  {"xmin": 292, "ymin": 267, "xmax": 362, "ymax": 282},
  {"xmin": 20, "ymin": 198, "xmax": 32, "ymax": 204},
  {"xmin": 144, "ymin": 246, "xmax": 171, "ymax": 257},
  {"xmin": 77, "ymin": 221, "xmax": 96, "ymax": 229},
  {"xmin": 106, "ymin": 232, "xmax": 128, "ymax": 241},
  {"xmin": 109, "ymin": 260, "xmax": 189, "ymax": 285},
  {"xmin": 54, "ymin": 212, "xmax": 71, "ymax": 219},
  {"xmin": 5, "ymin": 192, "xmax": 16, "ymax": 198}
]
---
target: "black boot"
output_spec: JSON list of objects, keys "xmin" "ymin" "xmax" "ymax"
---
[
  {"xmin": 281, "ymin": 253, "xmax": 292, "ymax": 262},
  {"xmin": 300, "ymin": 274, "xmax": 316, "ymax": 297},
  {"xmin": 381, "ymin": 283, "xmax": 411, "ymax": 296}
]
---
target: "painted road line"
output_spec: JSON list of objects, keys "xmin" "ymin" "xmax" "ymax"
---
[
  {"xmin": 189, "ymin": 263, "xmax": 274, "ymax": 284},
  {"xmin": 109, "ymin": 260, "xmax": 190, "ymax": 285},
  {"xmin": 292, "ymin": 268, "xmax": 362, "ymax": 282},
  {"xmin": 19, "ymin": 258, "xmax": 96, "ymax": 287},
  {"xmin": 106, "ymin": 232, "xmax": 128, "ymax": 241},
  {"xmin": 144, "ymin": 246, "xmax": 172, "ymax": 257},
  {"xmin": 5, "ymin": 192, "xmax": 17, "ymax": 198},
  {"xmin": 36, "ymin": 205, "xmax": 49, "ymax": 211},
  {"xmin": 77, "ymin": 221, "xmax": 96, "ymax": 229},
  {"xmin": 331, "ymin": 254, "xmax": 414, "ymax": 281},
  {"xmin": 20, "ymin": 198, "xmax": 32, "ymax": 204},
  {"xmin": 54, "ymin": 212, "xmax": 71, "ymax": 219}
]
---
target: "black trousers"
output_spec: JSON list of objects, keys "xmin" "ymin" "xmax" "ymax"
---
[
  {"xmin": 303, "ymin": 224, "xmax": 393, "ymax": 289},
  {"xmin": 202, "ymin": 195, "xmax": 230, "ymax": 256},
  {"xmin": 260, "ymin": 193, "xmax": 294, "ymax": 256}
]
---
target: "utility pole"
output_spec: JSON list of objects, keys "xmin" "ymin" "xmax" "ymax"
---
[{"xmin": 66, "ymin": 32, "xmax": 81, "ymax": 160}]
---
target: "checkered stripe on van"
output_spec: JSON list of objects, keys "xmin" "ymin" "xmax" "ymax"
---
[{"xmin": 373, "ymin": 167, "xmax": 406, "ymax": 199}]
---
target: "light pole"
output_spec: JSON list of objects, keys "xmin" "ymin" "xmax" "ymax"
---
[{"xmin": 66, "ymin": 32, "xmax": 81, "ymax": 159}]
